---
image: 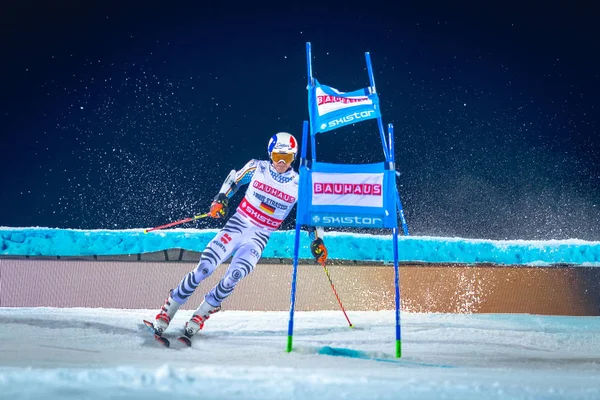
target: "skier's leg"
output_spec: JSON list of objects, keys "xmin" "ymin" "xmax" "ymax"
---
[
  {"xmin": 184, "ymin": 230, "xmax": 268, "ymax": 336},
  {"xmin": 154, "ymin": 214, "xmax": 249, "ymax": 332}
]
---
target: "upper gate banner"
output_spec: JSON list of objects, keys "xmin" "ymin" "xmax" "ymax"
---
[{"xmin": 308, "ymin": 79, "xmax": 381, "ymax": 134}]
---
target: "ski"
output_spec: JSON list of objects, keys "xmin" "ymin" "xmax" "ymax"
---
[
  {"xmin": 177, "ymin": 335, "xmax": 192, "ymax": 347},
  {"xmin": 142, "ymin": 319, "xmax": 171, "ymax": 347},
  {"xmin": 142, "ymin": 320, "xmax": 197, "ymax": 348}
]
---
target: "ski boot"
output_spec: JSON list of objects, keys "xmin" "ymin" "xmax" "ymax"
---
[
  {"xmin": 154, "ymin": 291, "xmax": 182, "ymax": 335},
  {"xmin": 183, "ymin": 300, "xmax": 221, "ymax": 338}
]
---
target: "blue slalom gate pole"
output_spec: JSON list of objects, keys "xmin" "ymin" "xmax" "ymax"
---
[
  {"xmin": 392, "ymin": 226, "xmax": 401, "ymax": 357},
  {"xmin": 306, "ymin": 42, "xmax": 313, "ymax": 87},
  {"xmin": 286, "ymin": 220, "xmax": 302, "ymax": 352},
  {"xmin": 286, "ymin": 120, "xmax": 309, "ymax": 352},
  {"xmin": 367, "ymin": 54, "xmax": 409, "ymax": 236},
  {"xmin": 311, "ymin": 133, "xmax": 317, "ymax": 162},
  {"xmin": 396, "ymin": 192, "xmax": 409, "ymax": 236},
  {"xmin": 365, "ymin": 52, "xmax": 390, "ymax": 161},
  {"xmin": 388, "ymin": 123, "xmax": 402, "ymax": 358},
  {"xmin": 388, "ymin": 124, "xmax": 409, "ymax": 236},
  {"xmin": 306, "ymin": 42, "xmax": 317, "ymax": 162}
]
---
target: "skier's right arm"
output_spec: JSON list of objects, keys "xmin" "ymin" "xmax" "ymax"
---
[{"xmin": 209, "ymin": 160, "xmax": 258, "ymax": 219}]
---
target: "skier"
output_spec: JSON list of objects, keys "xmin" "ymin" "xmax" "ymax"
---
[{"xmin": 151, "ymin": 132, "xmax": 328, "ymax": 339}]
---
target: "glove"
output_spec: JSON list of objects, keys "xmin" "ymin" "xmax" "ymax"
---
[
  {"xmin": 209, "ymin": 193, "xmax": 229, "ymax": 219},
  {"xmin": 310, "ymin": 238, "xmax": 328, "ymax": 264}
]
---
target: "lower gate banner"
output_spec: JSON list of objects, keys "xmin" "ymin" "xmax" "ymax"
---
[{"xmin": 297, "ymin": 161, "xmax": 397, "ymax": 229}]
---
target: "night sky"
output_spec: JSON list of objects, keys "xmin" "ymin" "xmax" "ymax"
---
[{"xmin": 1, "ymin": 1, "xmax": 598, "ymax": 240}]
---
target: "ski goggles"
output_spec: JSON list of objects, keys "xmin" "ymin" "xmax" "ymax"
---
[{"xmin": 271, "ymin": 152, "xmax": 295, "ymax": 164}]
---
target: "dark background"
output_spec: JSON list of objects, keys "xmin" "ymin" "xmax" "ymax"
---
[{"xmin": 1, "ymin": 1, "xmax": 598, "ymax": 240}]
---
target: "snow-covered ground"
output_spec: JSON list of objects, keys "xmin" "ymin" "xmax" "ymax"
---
[{"xmin": 0, "ymin": 307, "xmax": 599, "ymax": 399}]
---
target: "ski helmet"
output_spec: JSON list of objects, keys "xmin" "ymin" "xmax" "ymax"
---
[{"xmin": 267, "ymin": 132, "xmax": 298, "ymax": 163}]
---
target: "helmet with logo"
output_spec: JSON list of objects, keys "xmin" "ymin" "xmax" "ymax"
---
[{"xmin": 267, "ymin": 132, "xmax": 298, "ymax": 164}]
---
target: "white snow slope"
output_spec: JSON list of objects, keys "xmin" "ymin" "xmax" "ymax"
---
[{"xmin": 0, "ymin": 308, "xmax": 599, "ymax": 400}]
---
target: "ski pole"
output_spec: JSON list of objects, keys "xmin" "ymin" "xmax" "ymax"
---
[
  {"xmin": 320, "ymin": 260, "xmax": 354, "ymax": 328},
  {"xmin": 143, "ymin": 213, "xmax": 210, "ymax": 233}
]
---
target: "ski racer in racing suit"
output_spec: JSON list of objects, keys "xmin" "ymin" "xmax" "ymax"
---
[{"xmin": 151, "ymin": 132, "xmax": 328, "ymax": 338}]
